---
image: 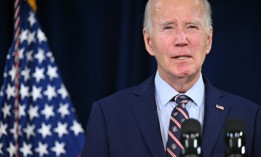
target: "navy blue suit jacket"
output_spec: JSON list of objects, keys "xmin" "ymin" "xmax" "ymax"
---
[{"xmin": 82, "ymin": 76, "xmax": 261, "ymax": 157}]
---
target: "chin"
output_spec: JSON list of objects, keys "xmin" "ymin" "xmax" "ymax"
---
[
  {"xmin": 174, "ymin": 70, "xmax": 198, "ymax": 79},
  {"xmin": 174, "ymin": 69, "xmax": 193, "ymax": 76}
]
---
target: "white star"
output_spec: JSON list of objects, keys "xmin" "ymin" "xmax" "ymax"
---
[
  {"xmin": 3, "ymin": 72, "xmax": 7, "ymax": 78},
  {"xmin": 54, "ymin": 122, "xmax": 68, "ymax": 138},
  {"xmin": 35, "ymin": 142, "xmax": 49, "ymax": 157},
  {"xmin": 33, "ymin": 67, "xmax": 45, "ymax": 82},
  {"xmin": 57, "ymin": 84, "xmax": 68, "ymax": 99},
  {"xmin": 27, "ymin": 31, "xmax": 36, "ymax": 45},
  {"xmin": 20, "ymin": 29, "xmax": 28, "ymax": 42},
  {"xmin": 6, "ymin": 53, "xmax": 11, "ymax": 60},
  {"xmin": 21, "ymin": 66, "xmax": 30, "ymax": 81},
  {"xmin": 8, "ymin": 65, "xmax": 16, "ymax": 81},
  {"xmin": 47, "ymin": 65, "xmax": 58, "ymax": 80},
  {"xmin": 35, "ymin": 48, "xmax": 46, "ymax": 64},
  {"xmin": 38, "ymin": 123, "xmax": 52, "ymax": 139},
  {"xmin": 20, "ymin": 142, "xmax": 33, "ymax": 157},
  {"xmin": 18, "ymin": 48, "xmax": 25, "ymax": 59},
  {"xmin": 20, "ymin": 84, "xmax": 29, "ymax": 99},
  {"xmin": 37, "ymin": 29, "xmax": 47, "ymax": 43},
  {"xmin": 70, "ymin": 120, "xmax": 84, "ymax": 136},
  {"xmin": 41, "ymin": 104, "xmax": 55, "ymax": 120},
  {"xmin": 58, "ymin": 103, "xmax": 70, "ymax": 118},
  {"xmin": 24, "ymin": 123, "xmax": 35, "ymax": 139},
  {"xmin": 7, "ymin": 142, "xmax": 16, "ymax": 157},
  {"xmin": 0, "ymin": 143, "xmax": 3, "ymax": 154},
  {"xmin": 28, "ymin": 105, "xmax": 39, "ymax": 120},
  {"xmin": 46, "ymin": 52, "xmax": 53, "ymax": 57},
  {"xmin": 6, "ymin": 84, "xmax": 16, "ymax": 100},
  {"xmin": 19, "ymin": 104, "xmax": 26, "ymax": 118},
  {"xmin": 43, "ymin": 85, "xmax": 57, "ymax": 101},
  {"xmin": 28, "ymin": 11, "xmax": 36, "ymax": 26},
  {"xmin": 26, "ymin": 50, "xmax": 34, "ymax": 62},
  {"xmin": 51, "ymin": 141, "xmax": 66, "ymax": 157},
  {"xmin": 31, "ymin": 86, "xmax": 42, "ymax": 101},
  {"xmin": 2, "ymin": 103, "xmax": 11, "ymax": 118},
  {"xmin": 46, "ymin": 52, "xmax": 55, "ymax": 62},
  {"xmin": 9, "ymin": 123, "xmax": 22, "ymax": 140},
  {"xmin": 0, "ymin": 122, "xmax": 8, "ymax": 137}
]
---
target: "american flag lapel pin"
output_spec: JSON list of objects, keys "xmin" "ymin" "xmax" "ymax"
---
[{"xmin": 216, "ymin": 104, "xmax": 224, "ymax": 110}]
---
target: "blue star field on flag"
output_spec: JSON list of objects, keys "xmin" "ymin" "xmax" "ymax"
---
[{"xmin": 0, "ymin": 1, "xmax": 85, "ymax": 156}]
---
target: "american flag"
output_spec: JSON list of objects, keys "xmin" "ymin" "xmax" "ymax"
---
[{"xmin": 0, "ymin": 0, "xmax": 85, "ymax": 156}]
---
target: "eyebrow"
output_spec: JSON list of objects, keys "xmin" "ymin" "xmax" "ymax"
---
[
  {"xmin": 160, "ymin": 21, "xmax": 175, "ymax": 27},
  {"xmin": 185, "ymin": 21, "xmax": 202, "ymax": 26},
  {"xmin": 160, "ymin": 20, "xmax": 202, "ymax": 27}
]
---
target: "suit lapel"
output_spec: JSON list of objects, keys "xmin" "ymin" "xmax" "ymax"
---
[
  {"xmin": 130, "ymin": 77, "xmax": 231, "ymax": 157},
  {"xmin": 131, "ymin": 77, "xmax": 165, "ymax": 157},
  {"xmin": 202, "ymin": 79, "xmax": 229, "ymax": 157}
]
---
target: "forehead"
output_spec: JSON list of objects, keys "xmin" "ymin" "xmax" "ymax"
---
[{"xmin": 151, "ymin": 0, "xmax": 205, "ymax": 22}]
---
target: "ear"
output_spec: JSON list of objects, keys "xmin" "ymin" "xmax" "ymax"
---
[
  {"xmin": 143, "ymin": 28, "xmax": 155, "ymax": 56},
  {"xmin": 205, "ymin": 27, "xmax": 213, "ymax": 55}
]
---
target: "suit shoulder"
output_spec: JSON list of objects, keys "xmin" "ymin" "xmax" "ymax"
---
[
  {"xmin": 99, "ymin": 85, "xmax": 139, "ymax": 103},
  {"xmin": 219, "ymin": 88, "xmax": 259, "ymax": 110},
  {"xmin": 204, "ymin": 78, "xmax": 259, "ymax": 109},
  {"xmin": 93, "ymin": 76, "xmax": 154, "ymax": 108}
]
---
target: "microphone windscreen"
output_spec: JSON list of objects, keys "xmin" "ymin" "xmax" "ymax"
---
[
  {"xmin": 224, "ymin": 118, "xmax": 245, "ymax": 134},
  {"xmin": 181, "ymin": 119, "xmax": 201, "ymax": 135}
]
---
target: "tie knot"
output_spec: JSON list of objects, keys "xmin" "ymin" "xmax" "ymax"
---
[{"xmin": 173, "ymin": 95, "xmax": 191, "ymax": 107}]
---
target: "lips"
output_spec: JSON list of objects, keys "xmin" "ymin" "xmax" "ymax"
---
[{"xmin": 173, "ymin": 55, "xmax": 191, "ymax": 60}]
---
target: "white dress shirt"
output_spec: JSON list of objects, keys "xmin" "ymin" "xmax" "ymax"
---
[{"xmin": 154, "ymin": 71, "xmax": 205, "ymax": 149}]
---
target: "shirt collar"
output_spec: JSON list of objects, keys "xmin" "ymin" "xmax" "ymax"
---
[{"xmin": 154, "ymin": 71, "xmax": 204, "ymax": 110}]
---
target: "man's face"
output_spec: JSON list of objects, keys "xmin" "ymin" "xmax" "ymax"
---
[{"xmin": 144, "ymin": 0, "xmax": 213, "ymax": 83}]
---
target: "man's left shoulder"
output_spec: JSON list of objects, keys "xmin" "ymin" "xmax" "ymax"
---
[
  {"xmin": 222, "ymin": 90, "xmax": 259, "ymax": 109},
  {"xmin": 204, "ymin": 78, "xmax": 260, "ymax": 110}
]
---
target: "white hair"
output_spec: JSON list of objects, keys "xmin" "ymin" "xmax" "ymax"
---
[{"xmin": 143, "ymin": 0, "xmax": 213, "ymax": 35}]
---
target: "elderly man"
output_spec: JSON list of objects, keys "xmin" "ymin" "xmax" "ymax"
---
[{"xmin": 82, "ymin": 0, "xmax": 261, "ymax": 156}]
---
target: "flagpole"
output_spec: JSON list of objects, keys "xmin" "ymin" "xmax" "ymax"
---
[{"xmin": 13, "ymin": 0, "xmax": 21, "ymax": 156}]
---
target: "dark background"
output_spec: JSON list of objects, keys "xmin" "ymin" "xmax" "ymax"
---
[{"xmin": 1, "ymin": 0, "xmax": 261, "ymax": 129}]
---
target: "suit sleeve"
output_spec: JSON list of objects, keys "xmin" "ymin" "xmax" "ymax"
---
[
  {"xmin": 252, "ymin": 106, "xmax": 261, "ymax": 157},
  {"xmin": 81, "ymin": 102, "xmax": 109, "ymax": 157}
]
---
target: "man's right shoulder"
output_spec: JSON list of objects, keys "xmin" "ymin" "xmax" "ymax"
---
[{"xmin": 93, "ymin": 76, "xmax": 155, "ymax": 108}]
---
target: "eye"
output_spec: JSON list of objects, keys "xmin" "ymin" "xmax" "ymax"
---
[
  {"xmin": 163, "ymin": 25, "xmax": 174, "ymax": 30},
  {"xmin": 187, "ymin": 25, "xmax": 199, "ymax": 30}
]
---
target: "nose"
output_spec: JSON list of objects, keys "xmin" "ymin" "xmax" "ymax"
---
[{"xmin": 174, "ymin": 29, "xmax": 188, "ymax": 47}]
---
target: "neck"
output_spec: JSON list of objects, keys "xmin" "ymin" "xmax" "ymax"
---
[{"xmin": 159, "ymin": 73, "xmax": 201, "ymax": 93}]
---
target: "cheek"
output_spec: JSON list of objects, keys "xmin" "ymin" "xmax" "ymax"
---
[
  {"xmin": 156, "ymin": 35, "xmax": 174, "ymax": 53},
  {"xmin": 151, "ymin": 36, "xmax": 171, "ymax": 55},
  {"xmin": 189, "ymin": 34, "xmax": 209, "ymax": 55},
  {"xmin": 188, "ymin": 35, "xmax": 209, "ymax": 64},
  {"xmin": 189, "ymin": 35, "xmax": 202, "ymax": 48}
]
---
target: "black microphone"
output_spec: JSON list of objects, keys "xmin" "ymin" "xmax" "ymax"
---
[
  {"xmin": 181, "ymin": 119, "xmax": 202, "ymax": 157},
  {"xmin": 224, "ymin": 118, "xmax": 247, "ymax": 157}
]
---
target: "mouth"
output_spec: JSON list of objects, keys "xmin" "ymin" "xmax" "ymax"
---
[{"xmin": 173, "ymin": 55, "xmax": 191, "ymax": 60}]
